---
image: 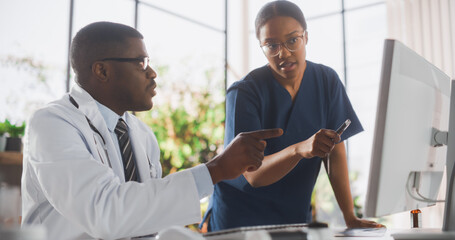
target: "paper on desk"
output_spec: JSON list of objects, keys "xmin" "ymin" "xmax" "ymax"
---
[{"xmin": 335, "ymin": 227, "xmax": 387, "ymax": 237}]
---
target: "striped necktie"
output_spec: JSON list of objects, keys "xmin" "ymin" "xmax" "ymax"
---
[{"xmin": 114, "ymin": 118, "xmax": 138, "ymax": 182}]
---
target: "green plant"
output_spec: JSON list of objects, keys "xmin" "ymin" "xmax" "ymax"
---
[
  {"xmin": 137, "ymin": 84, "xmax": 225, "ymax": 176},
  {"xmin": 0, "ymin": 121, "xmax": 7, "ymax": 136},
  {"xmin": 353, "ymin": 195, "xmax": 363, "ymax": 218},
  {"xmin": 5, "ymin": 120, "xmax": 26, "ymax": 138}
]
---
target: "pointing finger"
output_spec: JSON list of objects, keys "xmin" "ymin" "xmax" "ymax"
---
[{"xmin": 245, "ymin": 128, "xmax": 283, "ymax": 140}]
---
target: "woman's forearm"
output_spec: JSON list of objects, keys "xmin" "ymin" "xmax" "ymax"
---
[
  {"xmin": 327, "ymin": 142, "xmax": 356, "ymax": 221},
  {"xmin": 243, "ymin": 143, "xmax": 302, "ymax": 187}
]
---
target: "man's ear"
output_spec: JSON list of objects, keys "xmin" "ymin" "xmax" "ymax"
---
[
  {"xmin": 92, "ymin": 62, "xmax": 109, "ymax": 82},
  {"xmin": 305, "ymin": 31, "xmax": 308, "ymax": 45}
]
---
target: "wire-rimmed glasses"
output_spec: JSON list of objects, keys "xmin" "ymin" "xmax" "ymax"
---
[
  {"xmin": 100, "ymin": 57, "xmax": 150, "ymax": 71},
  {"xmin": 260, "ymin": 31, "xmax": 306, "ymax": 57}
]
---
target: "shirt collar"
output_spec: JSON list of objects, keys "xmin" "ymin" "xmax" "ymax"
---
[{"xmin": 94, "ymin": 100, "xmax": 125, "ymax": 133}]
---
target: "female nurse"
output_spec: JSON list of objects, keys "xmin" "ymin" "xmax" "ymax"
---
[{"xmin": 203, "ymin": 0, "xmax": 384, "ymax": 231}]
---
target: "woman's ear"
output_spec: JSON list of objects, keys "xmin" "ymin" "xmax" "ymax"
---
[{"xmin": 92, "ymin": 62, "xmax": 109, "ymax": 82}]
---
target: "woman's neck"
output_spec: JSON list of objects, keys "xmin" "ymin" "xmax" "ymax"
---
[{"xmin": 272, "ymin": 62, "xmax": 306, "ymax": 102}]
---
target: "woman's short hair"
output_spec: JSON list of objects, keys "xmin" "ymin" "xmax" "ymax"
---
[{"xmin": 255, "ymin": 0, "xmax": 307, "ymax": 39}]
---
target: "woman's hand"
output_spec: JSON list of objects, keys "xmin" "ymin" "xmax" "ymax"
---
[
  {"xmin": 345, "ymin": 216, "xmax": 385, "ymax": 229},
  {"xmin": 297, "ymin": 129, "xmax": 341, "ymax": 159}
]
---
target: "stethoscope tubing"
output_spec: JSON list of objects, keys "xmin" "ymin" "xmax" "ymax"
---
[
  {"xmin": 69, "ymin": 95, "xmax": 112, "ymax": 168},
  {"xmin": 68, "ymin": 95, "xmax": 155, "ymax": 177}
]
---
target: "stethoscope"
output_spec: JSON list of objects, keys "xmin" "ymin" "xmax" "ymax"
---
[{"xmin": 69, "ymin": 95, "xmax": 156, "ymax": 178}]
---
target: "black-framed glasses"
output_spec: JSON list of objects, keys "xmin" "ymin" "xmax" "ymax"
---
[
  {"xmin": 260, "ymin": 30, "xmax": 306, "ymax": 57},
  {"xmin": 100, "ymin": 57, "xmax": 150, "ymax": 71}
]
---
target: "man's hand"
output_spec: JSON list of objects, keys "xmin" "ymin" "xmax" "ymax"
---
[{"xmin": 206, "ymin": 128, "xmax": 283, "ymax": 184}]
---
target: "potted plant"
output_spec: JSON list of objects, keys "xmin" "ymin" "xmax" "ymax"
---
[
  {"xmin": 0, "ymin": 121, "xmax": 7, "ymax": 151},
  {"xmin": 5, "ymin": 120, "xmax": 25, "ymax": 152}
]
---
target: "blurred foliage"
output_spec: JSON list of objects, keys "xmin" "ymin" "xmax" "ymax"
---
[
  {"xmin": 0, "ymin": 55, "xmax": 48, "ymax": 83},
  {"xmin": 137, "ymin": 84, "xmax": 225, "ymax": 176},
  {"xmin": 353, "ymin": 195, "xmax": 363, "ymax": 218},
  {"xmin": 311, "ymin": 168, "xmax": 363, "ymax": 226},
  {"xmin": 4, "ymin": 119, "xmax": 26, "ymax": 138},
  {"xmin": 0, "ymin": 121, "xmax": 7, "ymax": 136},
  {"xmin": 1, "ymin": 55, "xmax": 56, "ymax": 124},
  {"xmin": 138, "ymin": 59, "xmax": 225, "ymax": 231}
]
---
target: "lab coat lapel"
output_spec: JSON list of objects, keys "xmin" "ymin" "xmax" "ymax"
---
[
  {"xmin": 125, "ymin": 113, "xmax": 152, "ymax": 181},
  {"xmin": 69, "ymin": 85, "xmax": 126, "ymax": 181}
]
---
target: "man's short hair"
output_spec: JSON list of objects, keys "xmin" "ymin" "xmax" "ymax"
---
[{"xmin": 70, "ymin": 21, "xmax": 143, "ymax": 82}]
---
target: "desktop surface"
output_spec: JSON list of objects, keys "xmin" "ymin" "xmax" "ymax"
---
[
  {"xmin": 389, "ymin": 228, "xmax": 455, "ymax": 240},
  {"xmin": 202, "ymin": 223, "xmax": 391, "ymax": 240},
  {"xmin": 146, "ymin": 225, "xmax": 394, "ymax": 240}
]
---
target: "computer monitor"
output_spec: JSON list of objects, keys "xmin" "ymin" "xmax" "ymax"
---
[{"xmin": 364, "ymin": 39, "xmax": 455, "ymax": 239}]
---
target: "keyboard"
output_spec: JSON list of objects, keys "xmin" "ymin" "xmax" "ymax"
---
[{"xmin": 203, "ymin": 223, "xmax": 309, "ymax": 240}]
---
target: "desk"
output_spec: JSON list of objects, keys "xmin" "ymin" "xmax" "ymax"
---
[
  {"xmin": 339, "ymin": 236, "xmax": 393, "ymax": 240},
  {"xmin": 0, "ymin": 151, "xmax": 22, "ymax": 165},
  {"xmin": 0, "ymin": 151, "xmax": 22, "ymax": 186},
  {"xmin": 201, "ymin": 228, "xmax": 455, "ymax": 240},
  {"xmin": 202, "ymin": 227, "xmax": 393, "ymax": 240},
  {"xmin": 334, "ymin": 228, "xmax": 393, "ymax": 240},
  {"xmin": 146, "ymin": 227, "xmax": 394, "ymax": 240}
]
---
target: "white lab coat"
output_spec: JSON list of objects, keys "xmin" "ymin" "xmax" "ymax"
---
[{"xmin": 21, "ymin": 85, "xmax": 202, "ymax": 239}]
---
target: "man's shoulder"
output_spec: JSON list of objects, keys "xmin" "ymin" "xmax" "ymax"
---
[{"xmin": 28, "ymin": 94, "xmax": 83, "ymax": 126}]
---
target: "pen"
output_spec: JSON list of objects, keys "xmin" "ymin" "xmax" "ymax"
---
[{"xmin": 336, "ymin": 119, "xmax": 351, "ymax": 135}]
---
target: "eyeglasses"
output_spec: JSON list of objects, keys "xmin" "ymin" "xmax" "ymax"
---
[
  {"xmin": 100, "ymin": 57, "xmax": 150, "ymax": 71},
  {"xmin": 260, "ymin": 31, "xmax": 306, "ymax": 57}
]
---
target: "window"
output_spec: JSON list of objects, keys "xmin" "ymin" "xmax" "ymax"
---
[{"xmin": 0, "ymin": 0, "xmax": 70, "ymax": 123}]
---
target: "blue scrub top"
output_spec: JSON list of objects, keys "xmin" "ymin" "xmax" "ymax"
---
[{"xmin": 204, "ymin": 61, "xmax": 363, "ymax": 231}]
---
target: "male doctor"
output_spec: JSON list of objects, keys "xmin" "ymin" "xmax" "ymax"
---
[{"xmin": 21, "ymin": 21, "xmax": 283, "ymax": 239}]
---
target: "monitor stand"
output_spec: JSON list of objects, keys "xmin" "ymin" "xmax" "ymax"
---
[{"xmin": 394, "ymin": 79, "xmax": 455, "ymax": 240}]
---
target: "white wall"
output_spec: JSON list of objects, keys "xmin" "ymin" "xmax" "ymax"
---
[{"xmin": 385, "ymin": 0, "xmax": 455, "ymax": 228}]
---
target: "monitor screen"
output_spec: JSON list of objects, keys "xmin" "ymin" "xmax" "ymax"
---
[{"xmin": 364, "ymin": 39, "xmax": 451, "ymax": 218}]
